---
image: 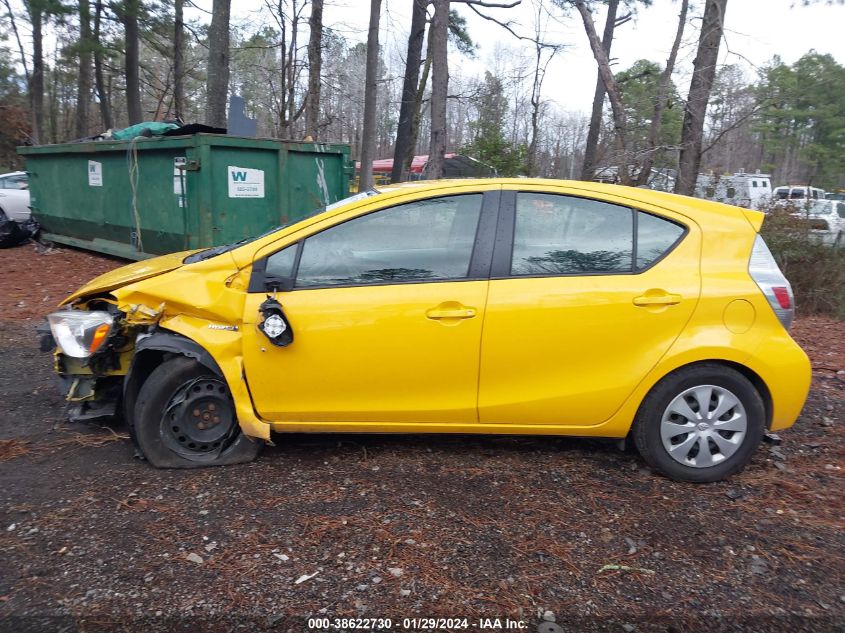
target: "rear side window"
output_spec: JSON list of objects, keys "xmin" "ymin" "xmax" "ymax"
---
[
  {"xmin": 509, "ymin": 193, "xmax": 686, "ymax": 276},
  {"xmin": 636, "ymin": 212, "xmax": 685, "ymax": 270},
  {"xmin": 511, "ymin": 194, "xmax": 633, "ymax": 275}
]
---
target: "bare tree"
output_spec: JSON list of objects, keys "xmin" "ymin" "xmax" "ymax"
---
[
  {"xmin": 173, "ymin": 0, "xmax": 184, "ymax": 121},
  {"xmin": 580, "ymin": 0, "xmax": 620, "ymax": 181},
  {"xmin": 675, "ymin": 0, "xmax": 727, "ymax": 195},
  {"xmin": 401, "ymin": 29, "xmax": 433, "ymax": 177},
  {"xmin": 526, "ymin": 1, "xmax": 562, "ymax": 176},
  {"xmin": 305, "ymin": 0, "xmax": 323, "ymax": 139},
  {"xmin": 633, "ymin": 0, "xmax": 688, "ymax": 185},
  {"xmin": 267, "ymin": 0, "xmax": 308, "ymax": 138},
  {"xmin": 206, "ymin": 0, "xmax": 231, "ymax": 128},
  {"xmin": 359, "ymin": 0, "xmax": 382, "ymax": 190},
  {"xmin": 424, "ymin": 0, "xmax": 449, "ymax": 179},
  {"xmin": 573, "ymin": 0, "xmax": 630, "ymax": 183},
  {"xmin": 391, "ymin": 0, "xmax": 428, "ymax": 183},
  {"xmin": 2, "ymin": 0, "xmax": 40, "ymax": 141}
]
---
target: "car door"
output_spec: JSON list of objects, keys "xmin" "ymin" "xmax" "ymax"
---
[
  {"xmin": 478, "ymin": 187, "xmax": 701, "ymax": 427},
  {"xmin": 241, "ymin": 188, "xmax": 500, "ymax": 424}
]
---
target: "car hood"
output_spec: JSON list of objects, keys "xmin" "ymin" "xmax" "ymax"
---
[{"xmin": 60, "ymin": 250, "xmax": 199, "ymax": 306}]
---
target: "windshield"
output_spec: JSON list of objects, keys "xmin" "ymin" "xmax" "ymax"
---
[{"xmin": 182, "ymin": 189, "xmax": 381, "ymax": 264}]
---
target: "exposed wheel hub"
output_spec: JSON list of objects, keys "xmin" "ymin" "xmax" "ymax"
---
[{"xmin": 161, "ymin": 377, "xmax": 237, "ymax": 457}]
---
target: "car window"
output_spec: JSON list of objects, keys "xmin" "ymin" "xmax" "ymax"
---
[
  {"xmin": 0, "ymin": 178, "xmax": 6, "ymax": 189},
  {"xmin": 837, "ymin": 203, "xmax": 845, "ymax": 219},
  {"xmin": 511, "ymin": 193, "xmax": 633, "ymax": 275},
  {"xmin": 295, "ymin": 194, "xmax": 483, "ymax": 288},
  {"xmin": 636, "ymin": 212, "xmax": 685, "ymax": 269},
  {"xmin": 8, "ymin": 175, "xmax": 27, "ymax": 189},
  {"xmin": 265, "ymin": 244, "xmax": 297, "ymax": 279}
]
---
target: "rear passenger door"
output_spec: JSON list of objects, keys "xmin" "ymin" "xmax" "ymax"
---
[{"xmin": 478, "ymin": 187, "xmax": 701, "ymax": 427}]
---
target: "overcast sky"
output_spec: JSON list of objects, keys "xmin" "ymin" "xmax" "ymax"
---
[{"xmin": 189, "ymin": 0, "xmax": 845, "ymax": 113}]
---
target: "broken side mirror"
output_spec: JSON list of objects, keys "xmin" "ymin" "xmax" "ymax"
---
[{"xmin": 258, "ymin": 296, "xmax": 293, "ymax": 347}]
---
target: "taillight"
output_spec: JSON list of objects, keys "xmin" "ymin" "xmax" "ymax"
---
[
  {"xmin": 772, "ymin": 286, "xmax": 792, "ymax": 309},
  {"xmin": 748, "ymin": 234, "xmax": 794, "ymax": 330}
]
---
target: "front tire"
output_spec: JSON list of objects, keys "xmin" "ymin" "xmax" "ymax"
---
[
  {"xmin": 133, "ymin": 356, "xmax": 261, "ymax": 469},
  {"xmin": 633, "ymin": 364, "xmax": 765, "ymax": 483}
]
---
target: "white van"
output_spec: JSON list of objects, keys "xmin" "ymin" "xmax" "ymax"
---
[
  {"xmin": 773, "ymin": 185, "xmax": 826, "ymax": 205},
  {"xmin": 694, "ymin": 171, "xmax": 772, "ymax": 208}
]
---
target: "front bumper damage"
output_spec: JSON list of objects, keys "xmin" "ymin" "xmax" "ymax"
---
[{"xmin": 39, "ymin": 303, "xmax": 139, "ymax": 423}]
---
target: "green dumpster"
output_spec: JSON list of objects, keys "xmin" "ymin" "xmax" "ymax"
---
[{"xmin": 18, "ymin": 134, "xmax": 352, "ymax": 260}]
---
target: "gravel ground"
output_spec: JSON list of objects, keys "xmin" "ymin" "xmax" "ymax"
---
[{"xmin": 0, "ymin": 243, "xmax": 843, "ymax": 633}]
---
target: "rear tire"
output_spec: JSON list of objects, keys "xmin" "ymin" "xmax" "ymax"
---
[
  {"xmin": 133, "ymin": 356, "xmax": 261, "ymax": 469},
  {"xmin": 633, "ymin": 364, "xmax": 765, "ymax": 483}
]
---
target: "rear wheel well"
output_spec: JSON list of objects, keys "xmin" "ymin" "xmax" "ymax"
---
[
  {"xmin": 724, "ymin": 361, "xmax": 773, "ymax": 430},
  {"xmin": 643, "ymin": 360, "xmax": 773, "ymax": 431}
]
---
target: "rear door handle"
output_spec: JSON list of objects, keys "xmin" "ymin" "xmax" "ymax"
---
[{"xmin": 633, "ymin": 293, "xmax": 682, "ymax": 307}]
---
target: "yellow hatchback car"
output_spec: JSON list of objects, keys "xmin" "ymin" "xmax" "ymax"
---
[{"xmin": 43, "ymin": 179, "xmax": 811, "ymax": 482}]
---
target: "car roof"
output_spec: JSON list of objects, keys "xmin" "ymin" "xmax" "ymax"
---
[
  {"xmin": 231, "ymin": 178, "xmax": 762, "ymax": 268},
  {"xmin": 377, "ymin": 178, "xmax": 760, "ymax": 224},
  {"xmin": 0, "ymin": 171, "xmax": 26, "ymax": 178}
]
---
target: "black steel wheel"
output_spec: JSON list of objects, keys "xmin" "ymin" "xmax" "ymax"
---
[{"xmin": 133, "ymin": 356, "xmax": 261, "ymax": 468}]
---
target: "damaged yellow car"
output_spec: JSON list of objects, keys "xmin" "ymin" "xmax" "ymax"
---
[{"xmin": 42, "ymin": 179, "xmax": 811, "ymax": 482}]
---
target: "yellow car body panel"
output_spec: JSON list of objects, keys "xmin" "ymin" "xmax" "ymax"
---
[
  {"xmin": 242, "ymin": 281, "xmax": 489, "ymax": 423},
  {"xmin": 478, "ymin": 183, "xmax": 702, "ymax": 426},
  {"xmin": 61, "ymin": 249, "xmax": 202, "ymax": 305},
  {"xmin": 56, "ymin": 179, "xmax": 810, "ymax": 445}
]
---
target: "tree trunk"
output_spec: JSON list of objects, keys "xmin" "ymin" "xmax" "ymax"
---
[
  {"xmin": 527, "ymin": 43, "xmax": 543, "ymax": 177},
  {"xmin": 93, "ymin": 0, "xmax": 113, "ymax": 129},
  {"xmin": 123, "ymin": 0, "xmax": 142, "ymax": 124},
  {"xmin": 580, "ymin": 0, "xmax": 617, "ymax": 182},
  {"xmin": 675, "ymin": 0, "xmax": 728, "ymax": 196},
  {"xmin": 391, "ymin": 0, "xmax": 427, "ymax": 183},
  {"xmin": 405, "ymin": 26, "xmax": 433, "ymax": 177},
  {"xmin": 635, "ymin": 0, "xmax": 688, "ymax": 187},
  {"xmin": 29, "ymin": 4, "xmax": 44, "ymax": 143},
  {"xmin": 205, "ymin": 0, "xmax": 231, "ymax": 128},
  {"xmin": 75, "ymin": 0, "xmax": 93, "ymax": 138},
  {"xmin": 48, "ymin": 50, "xmax": 58, "ymax": 142},
  {"xmin": 173, "ymin": 0, "xmax": 185, "ymax": 121},
  {"xmin": 305, "ymin": 0, "xmax": 323, "ymax": 139},
  {"xmin": 359, "ymin": 0, "xmax": 382, "ymax": 191},
  {"xmin": 575, "ymin": 0, "xmax": 629, "ymax": 184},
  {"xmin": 424, "ymin": 0, "xmax": 449, "ymax": 180}
]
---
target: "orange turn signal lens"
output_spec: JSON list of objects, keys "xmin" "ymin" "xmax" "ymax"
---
[{"xmin": 89, "ymin": 323, "xmax": 111, "ymax": 354}]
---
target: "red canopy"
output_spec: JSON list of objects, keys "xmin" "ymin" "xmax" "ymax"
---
[{"xmin": 359, "ymin": 153, "xmax": 457, "ymax": 174}]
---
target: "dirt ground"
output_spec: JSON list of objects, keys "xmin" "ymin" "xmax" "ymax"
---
[{"xmin": 0, "ymin": 243, "xmax": 843, "ymax": 633}]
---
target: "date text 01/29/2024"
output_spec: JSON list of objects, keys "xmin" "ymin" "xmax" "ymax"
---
[{"xmin": 306, "ymin": 617, "xmax": 529, "ymax": 630}]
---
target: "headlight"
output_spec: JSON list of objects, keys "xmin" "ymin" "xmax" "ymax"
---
[{"xmin": 47, "ymin": 310, "xmax": 114, "ymax": 358}]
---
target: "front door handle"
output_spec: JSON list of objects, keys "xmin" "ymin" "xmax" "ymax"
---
[
  {"xmin": 426, "ymin": 303, "xmax": 477, "ymax": 320},
  {"xmin": 633, "ymin": 292, "xmax": 682, "ymax": 307}
]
